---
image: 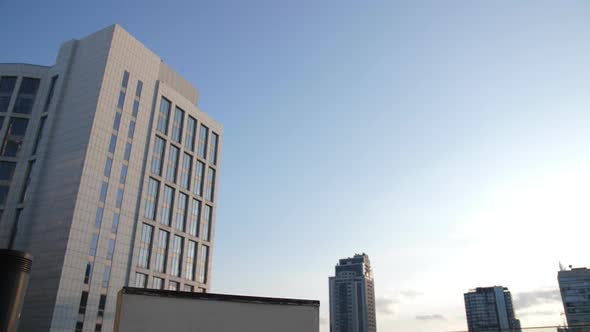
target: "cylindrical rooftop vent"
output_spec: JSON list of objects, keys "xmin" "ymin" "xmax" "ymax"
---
[{"xmin": 0, "ymin": 249, "xmax": 33, "ymax": 332}]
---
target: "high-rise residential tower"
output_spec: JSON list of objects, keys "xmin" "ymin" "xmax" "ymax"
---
[
  {"xmin": 0, "ymin": 25, "xmax": 222, "ymax": 331},
  {"xmin": 558, "ymin": 266, "xmax": 590, "ymax": 332},
  {"xmin": 464, "ymin": 286, "xmax": 522, "ymax": 332},
  {"xmin": 329, "ymin": 253, "xmax": 377, "ymax": 332}
]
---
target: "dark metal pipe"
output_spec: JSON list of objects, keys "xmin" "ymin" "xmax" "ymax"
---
[{"xmin": 0, "ymin": 249, "xmax": 33, "ymax": 332}]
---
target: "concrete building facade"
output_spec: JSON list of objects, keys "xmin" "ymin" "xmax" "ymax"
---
[
  {"xmin": 329, "ymin": 253, "xmax": 377, "ymax": 332},
  {"xmin": 464, "ymin": 286, "xmax": 521, "ymax": 332},
  {"xmin": 0, "ymin": 25, "xmax": 222, "ymax": 331},
  {"xmin": 558, "ymin": 267, "xmax": 590, "ymax": 332}
]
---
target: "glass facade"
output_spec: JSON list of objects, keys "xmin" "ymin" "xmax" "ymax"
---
[
  {"xmin": 151, "ymin": 136, "xmax": 165, "ymax": 175},
  {"xmin": 13, "ymin": 78, "xmax": 40, "ymax": 114},
  {"xmin": 157, "ymin": 98, "xmax": 171, "ymax": 134},
  {"xmin": 185, "ymin": 116, "xmax": 196, "ymax": 151},
  {"xmin": 2, "ymin": 118, "xmax": 29, "ymax": 157},
  {"xmin": 175, "ymin": 192, "xmax": 187, "ymax": 232},
  {"xmin": 153, "ymin": 229, "xmax": 169, "ymax": 273},
  {"xmin": 185, "ymin": 240, "xmax": 197, "ymax": 281},
  {"xmin": 188, "ymin": 199, "xmax": 200, "ymax": 237},
  {"xmin": 205, "ymin": 167, "xmax": 215, "ymax": 202},
  {"xmin": 170, "ymin": 235, "xmax": 183, "ymax": 277},
  {"xmin": 171, "ymin": 107, "xmax": 184, "ymax": 143},
  {"xmin": 197, "ymin": 124, "xmax": 208, "ymax": 159},
  {"xmin": 198, "ymin": 245, "xmax": 209, "ymax": 283},
  {"xmin": 160, "ymin": 185, "xmax": 174, "ymax": 226},
  {"xmin": 209, "ymin": 132, "xmax": 218, "ymax": 165},
  {"xmin": 0, "ymin": 77, "xmax": 17, "ymax": 113},
  {"xmin": 137, "ymin": 223, "xmax": 153, "ymax": 268},
  {"xmin": 166, "ymin": 145, "xmax": 179, "ymax": 183},
  {"xmin": 180, "ymin": 153, "xmax": 192, "ymax": 189},
  {"xmin": 144, "ymin": 178, "xmax": 159, "ymax": 219},
  {"xmin": 193, "ymin": 161, "xmax": 205, "ymax": 196}
]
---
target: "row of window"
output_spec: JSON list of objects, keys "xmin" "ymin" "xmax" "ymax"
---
[
  {"xmin": 156, "ymin": 97, "xmax": 219, "ymax": 166},
  {"xmin": 79, "ymin": 71, "xmax": 141, "ymax": 331},
  {"xmin": 151, "ymin": 138, "xmax": 216, "ymax": 202},
  {"xmin": 137, "ymin": 223, "xmax": 209, "ymax": 283},
  {"xmin": 0, "ymin": 76, "xmax": 41, "ymax": 114},
  {"xmin": 143, "ymin": 177, "xmax": 213, "ymax": 239}
]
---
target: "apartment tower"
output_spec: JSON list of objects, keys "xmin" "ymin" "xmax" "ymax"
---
[
  {"xmin": 329, "ymin": 253, "xmax": 377, "ymax": 332},
  {"xmin": 558, "ymin": 267, "xmax": 590, "ymax": 332},
  {"xmin": 464, "ymin": 286, "xmax": 522, "ymax": 332},
  {"xmin": 0, "ymin": 25, "xmax": 222, "ymax": 331}
]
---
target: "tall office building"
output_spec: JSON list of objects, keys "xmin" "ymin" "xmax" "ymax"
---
[
  {"xmin": 464, "ymin": 286, "xmax": 522, "ymax": 332},
  {"xmin": 329, "ymin": 253, "xmax": 377, "ymax": 332},
  {"xmin": 0, "ymin": 25, "xmax": 222, "ymax": 331},
  {"xmin": 558, "ymin": 267, "xmax": 590, "ymax": 332}
]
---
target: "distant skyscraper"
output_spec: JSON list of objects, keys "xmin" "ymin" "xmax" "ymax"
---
[
  {"xmin": 558, "ymin": 267, "xmax": 590, "ymax": 332},
  {"xmin": 0, "ymin": 25, "xmax": 222, "ymax": 331},
  {"xmin": 329, "ymin": 253, "xmax": 377, "ymax": 332},
  {"xmin": 464, "ymin": 286, "xmax": 522, "ymax": 332}
]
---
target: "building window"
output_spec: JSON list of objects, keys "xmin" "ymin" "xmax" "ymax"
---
[
  {"xmin": 117, "ymin": 91, "xmax": 126, "ymax": 109},
  {"xmin": 185, "ymin": 116, "xmax": 196, "ymax": 151},
  {"xmin": 90, "ymin": 234, "xmax": 99, "ymax": 256},
  {"xmin": 132, "ymin": 100, "xmax": 140, "ymax": 117},
  {"xmin": 119, "ymin": 165, "xmax": 127, "ymax": 184},
  {"xmin": 124, "ymin": 142, "xmax": 132, "ymax": 161},
  {"xmin": 197, "ymin": 124, "xmax": 208, "ymax": 159},
  {"xmin": 189, "ymin": 199, "xmax": 200, "ymax": 237},
  {"xmin": 137, "ymin": 223, "xmax": 153, "ymax": 268},
  {"xmin": 144, "ymin": 178, "xmax": 159, "ymax": 219},
  {"xmin": 113, "ymin": 112, "xmax": 121, "ymax": 131},
  {"xmin": 2, "ymin": 117, "xmax": 29, "ymax": 157},
  {"xmin": 157, "ymin": 98, "xmax": 171, "ymax": 134},
  {"xmin": 175, "ymin": 192, "xmax": 187, "ymax": 232},
  {"xmin": 98, "ymin": 294, "xmax": 107, "ymax": 317},
  {"xmin": 170, "ymin": 235, "xmax": 183, "ymax": 277},
  {"xmin": 160, "ymin": 185, "xmax": 174, "ymax": 226},
  {"xmin": 180, "ymin": 153, "xmax": 192, "ymax": 190},
  {"xmin": 108, "ymin": 134, "xmax": 117, "ymax": 154},
  {"xmin": 0, "ymin": 77, "xmax": 17, "ymax": 113},
  {"xmin": 205, "ymin": 167, "xmax": 215, "ymax": 202},
  {"xmin": 95, "ymin": 324, "xmax": 102, "ymax": 332},
  {"xmin": 152, "ymin": 277, "xmax": 164, "ymax": 290},
  {"xmin": 0, "ymin": 161, "xmax": 16, "ymax": 181},
  {"xmin": 13, "ymin": 78, "xmax": 40, "ymax": 114},
  {"xmin": 104, "ymin": 158, "xmax": 113, "ymax": 177},
  {"xmin": 43, "ymin": 75, "xmax": 58, "ymax": 113},
  {"xmin": 75, "ymin": 322, "xmax": 84, "ymax": 332},
  {"xmin": 185, "ymin": 240, "xmax": 197, "ymax": 281},
  {"xmin": 202, "ymin": 205, "xmax": 212, "ymax": 241},
  {"xmin": 102, "ymin": 266, "xmax": 111, "ymax": 288},
  {"xmin": 0, "ymin": 186, "xmax": 9, "ymax": 205},
  {"xmin": 135, "ymin": 273, "xmax": 147, "ymax": 288},
  {"xmin": 193, "ymin": 161, "xmax": 205, "ymax": 197},
  {"xmin": 154, "ymin": 229, "xmax": 169, "ymax": 273},
  {"xmin": 128, "ymin": 120, "xmax": 135, "ymax": 139},
  {"xmin": 135, "ymin": 80, "xmax": 143, "ymax": 98},
  {"xmin": 169, "ymin": 281, "xmax": 179, "ymax": 291},
  {"xmin": 209, "ymin": 132, "xmax": 219, "ymax": 165},
  {"xmin": 184, "ymin": 285, "xmax": 194, "ymax": 292},
  {"xmin": 166, "ymin": 145, "xmax": 179, "ymax": 183},
  {"xmin": 151, "ymin": 136, "xmax": 165, "ymax": 176},
  {"xmin": 171, "ymin": 107, "xmax": 184, "ymax": 143},
  {"xmin": 106, "ymin": 239, "xmax": 115, "ymax": 260},
  {"xmin": 115, "ymin": 188, "xmax": 124, "ymax": 208},
  {"xmin": 78, "ymin": 291, "xmax": 89, "ymax": 314},
  {"xmin": 84, "ymin": 263, "xmax": 93, "ymax": 284},
  {"xmin": 111, "ymin": 213, "xmax": 120, "ymax": 233},
  {"xmin": 95, "ymin": 207, "xmax": 104, "ymax": 229},
  {"xmin": 122, "ymin": 71, "xmax": 130, "ymax": 88},
  {"xmin": 99, "ymin": 182, "xmax": 108, "ymax": 202},
  {"xmin": 32, "ymin": 116, "xmax": 47, "ymax": 154},
  {"xmin": 198, "ymin": 245, "xmax": 209, "ymax": 284}
]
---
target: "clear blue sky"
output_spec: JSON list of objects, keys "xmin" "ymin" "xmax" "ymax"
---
[{"xmin": 3, "ymin": 1, "xmax": 590, "ymax": 331}]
